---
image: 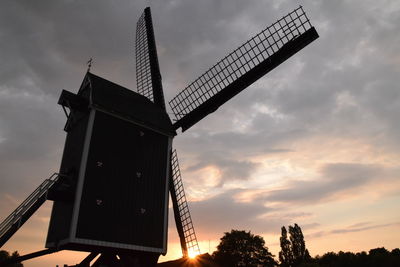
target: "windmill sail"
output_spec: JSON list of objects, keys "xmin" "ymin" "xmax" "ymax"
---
[
  {"xmin": 169, "ymin": 150, "xmax": 200, "ymax": 258},
  {"xmin": 135, "ymin": 7, "xmax": 166, "ymax": 110},
  {"xmin": 169, "ymin": 6, "xmax": 319, "ymax": 132}
]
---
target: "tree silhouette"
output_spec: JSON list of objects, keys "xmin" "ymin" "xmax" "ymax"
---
[
  {"xmin": 279, "ymin": 226, "xmax": 292, "ymax": 267},
  {"xmin": 213, "ymin": 230, "xmax": 277, "ymax": 267},
  {"xmin": 279, "ymin": 224, "xmax": 310, "ymax": 267},
  {"xmin": 289, "ymin": 224, "xmax": 311, "ymax": 266},
  {"xmin": 0, "ymin": 250, "xmax": 23, "ymax": 267},
  {"xmin": 308, "ymin": 247, "xmax": 400, "ymax": 267}
]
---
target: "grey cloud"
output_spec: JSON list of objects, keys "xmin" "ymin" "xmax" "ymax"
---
[
  {"xmin": 0, "ymin": 0, "xmax": 141, "ymax": 94},
  {"xmin": 176, "ymin": 0, "xmax": 400, "ymax": 150},
  {"xmin": 188, "ymin": 190, "xmax": 287, "ymax": 237},
  {"xmin": 181, "ymin": 162, "xmax": 397, "ymax": 240},
  {"xmin": 301, "ymin": 223, "xmax": 321, "ymax": 230},
  {"xmin": 151, "ymin": 0, "xmax": 283, "ymax": 96},
  {"xmin": 174, "ymin": 127, "xmax": 304, "ymax": 185},
  {"xmin": 347, "ymin": 222, "xmax": 372, "ymax": 228},
  {"xmin": 0, "ymin": 92, "xmax": 63, "ymax": 161},
  {"xmin": 278, "ymin": 212, "xmax": 313, "ymax": 220},
  {"xmin": 176, "ymin": 126, "xmax": 305, "ymax": 160},
  {"xmin": 171, "ymin": 0, "xmax": 400, "ymax": 190},
  {"xmin": 260, "ymin": 163, "xmax": 388, "ymax": 204},
  {"xmin": 186, "ymin": 155, "xmax": 260, "ymax": 185},
  {"xmin": 330, "ymin": 222, "xmax": 398, "ymax": 234},
  {"xmin": 186, "ymin": 190, "xmax": 318, "ymax": 238},
  {"xmin": 307, "ymin": 230, "xmax": 326, "ymax": 239},
  {"xmin": 0, "ymin": 89, "xmax": 65, "ymax": 196}
]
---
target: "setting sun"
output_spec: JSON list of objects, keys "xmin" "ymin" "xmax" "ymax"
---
[{"xmin": 188, "ymin": 250, "xmax": 200, "ymax": 260}]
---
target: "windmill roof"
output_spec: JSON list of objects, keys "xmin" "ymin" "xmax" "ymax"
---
[{"xmin": 79, "ymin": 72, "xmax": 175, "ymax": 136}]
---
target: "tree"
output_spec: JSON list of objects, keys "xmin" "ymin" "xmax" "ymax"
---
[
  {"xmin": 279, "ymin": 226, "xmax": 292, "ymax": 267},
  {"xmin": 289, "ymin": 224, "xmax": 311, "ymax": 266},
  {"xmin": 213, "ymin": 230, "xmax": 277, "ymax": 267},
  {"xmin": 311, "ymin": 247, "xmax": 400, "ymax": 267},
  {"xmin": 0, "ymin": 250, "xmax": 23, "ymax": 267},
  {"xmin": 279, "ymin": 224, "xmax": 310, "ymax": 267}
]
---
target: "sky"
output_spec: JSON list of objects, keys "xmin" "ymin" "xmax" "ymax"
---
[{"xmin": 0, "ymin": 0, "xmax": 400, "ymax": 266}]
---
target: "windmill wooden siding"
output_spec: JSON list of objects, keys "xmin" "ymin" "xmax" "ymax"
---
[{"xmin": 46, "ymin": 72, "xmax": 175, "ymax": 253}]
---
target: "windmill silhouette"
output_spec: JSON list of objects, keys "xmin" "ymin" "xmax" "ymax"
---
[{"xmin": 0, "ymin": 6, "xmax": 318, "ymax": 267}]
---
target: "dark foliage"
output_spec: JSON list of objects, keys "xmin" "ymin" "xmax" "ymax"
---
[
  {"xmin": 279, "ymin": 224, "xmax": 311, "ymax": 267},
  {"xmin": 212, "ymin": 230, "xmax": 277, "ymax": 267},
  {"xmin": 307, "ymin": 247, "xmax": 400, "ymax": 267},
  {"xmin": 0, "ymin": 250, "xmax": 23, "ymax": 267},
  {"xmin": 279, "ymin": 226, "xmax": 292, "ymax": 267}
]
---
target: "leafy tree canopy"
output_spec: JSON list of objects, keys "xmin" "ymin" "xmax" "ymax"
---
[
  {"xmin": 212, "ymin": 230, "xmax": 277, "ymax": 267},
  {"xmin": 0, "ymin": 250, "xmax": 23, "ymax": 267},
  {"xmin": 279, "ymin": 223, "xmax": 311, "ymax": 267}
]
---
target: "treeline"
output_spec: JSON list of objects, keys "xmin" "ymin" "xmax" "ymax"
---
[
  {"xmin": 279, "ymin": 224, "xmax": 400, "ymax": 267},
  {"xmin": 212, "ymin": 225, "xmax": 400, "ymax": 267},
  {"xmin": 2, "ymin": 226, "xmax": 400, "ymax": 267},
  {"xmin": 303, "ymin": 247, "xmax": 400, "ymax": 267}
]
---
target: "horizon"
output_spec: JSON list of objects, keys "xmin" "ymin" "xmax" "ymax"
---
[{"xmin": 0, "ymin": 0, "xmax": 399, "ymax": 266}]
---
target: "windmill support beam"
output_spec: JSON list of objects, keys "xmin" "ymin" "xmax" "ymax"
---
[
  {"xmin": 0, "ymin": 193, "xmax": 47, "ymax": 248},
  {"xmin": 0, "ymin": 248, "xmax": 59, "ymax": 266},
  {"xmin": 76, "ymin": 252, "xmax": 99, "ymax": 267},
  {"xmin": 0, "ymin": 174, "xmax": 59, "ymax": 248},
  {"xmin": 173, "ymin": 27, "xmax": 319, "ymax": 132}
]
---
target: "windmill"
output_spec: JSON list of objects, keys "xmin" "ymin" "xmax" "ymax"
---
[{"xmin": 0, "ymin": 5, "xmax": 318, "ymax": 267}]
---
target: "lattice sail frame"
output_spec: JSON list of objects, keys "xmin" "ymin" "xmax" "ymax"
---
[
  {"xmin": 170, "ymin": 150, "xmax": 200, "ymax": 258},
  {"xmin": 135, "ymin": 8, "xmax": 166, "ymax": 110},
  {"xmin": 169, "ymin": 6, "xmax": 313, "ymax": 121},
  {"xmin": 135, "ymin": 11, "xmax": 154, "ymax": 101}
]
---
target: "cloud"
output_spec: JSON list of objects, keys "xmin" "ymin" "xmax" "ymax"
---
[
  {"xmin": 187, "ymin": 189, "xmax": 316, "ymax": 237},
  {"xmin": 308, "ymin": 221, "xmax": 400, "ymax": 238},
  {"xmin": 330, "ymin": 222, "xmax": 400, "ymax": 234},
  {"xmin": 0, "ymin": 88, "xmax": 65, "ymax": 196},
  {"xmin": 301, "ymin": 223, "xmax": 321, "ymax": 230},
  {"xmin": 182, "ymin": 161, "xmax": 399, "ymax": 241},
  {"xmin": 185, "ymin": 152, "xmax": 261, "ymax": 186},
  {"xmin": 257, "ymin": 163, "xmax": 395, "ymax": 205},
  {"xmin": 184, "ymin": 189, "xmax": 316, "ymax": 237},
  {"xmin": 189, "ymin": 189, "xmax": 273, "ymax": 236}
]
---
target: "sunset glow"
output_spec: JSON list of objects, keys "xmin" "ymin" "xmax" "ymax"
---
[{"xmin": 188, "ymin": 251, "xmax": 199, "ymax": 260}]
